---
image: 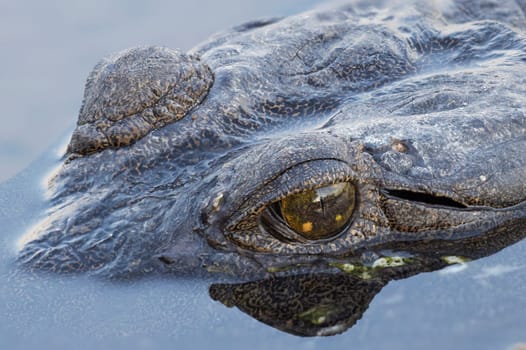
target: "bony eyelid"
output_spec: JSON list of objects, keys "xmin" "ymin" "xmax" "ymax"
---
[{"xmin": 226, "ymin": 159, "xmax": 354, "ymax": 232}]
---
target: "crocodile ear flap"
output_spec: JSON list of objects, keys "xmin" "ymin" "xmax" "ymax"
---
[{"xmin": 67, "ymin": 46, "xmax": 213, "ymax": 155}]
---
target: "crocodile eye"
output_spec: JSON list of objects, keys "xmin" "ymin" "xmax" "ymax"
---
[{"xmin": 278, "ymin": 182, "xmax": 356, "ymax": 240}]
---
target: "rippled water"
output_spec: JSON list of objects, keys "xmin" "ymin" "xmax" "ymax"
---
[{"xmin": 1, "ymin": 1, "xmax": 526, "ymax": 349}]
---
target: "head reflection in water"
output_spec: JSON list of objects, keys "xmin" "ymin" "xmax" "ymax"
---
[
  {"xmin": 210, "ymin": 218, "xmax": 526, "ymax": 336},
  {"xmin": 211, "ymin": 274, "xmax": 386, "ymax": 337}
]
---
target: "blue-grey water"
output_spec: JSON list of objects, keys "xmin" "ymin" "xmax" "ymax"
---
[
  {"xmin": 0, "ymin": 0, "xmax": 320, "ymax": 183},
  {"xmin": 1, "ymin": 1, "xmax": 526, "ymax": 349}
]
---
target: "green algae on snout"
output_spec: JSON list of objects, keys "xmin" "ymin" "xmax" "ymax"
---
[
  {"xmin": 372, "ymin": 256, "xmax": 412, "ymax": 268},
  {"xmin": 330, "ymin": 262, "xmax": 356, "ymax": 273},
  {"xmin": 442, "ymin": 256, "xmax": 471, "ymax": 265},
  {"xmin": 298, "ymin": 305, "xmax": 338, "ymax": 325},
  {"xmin": 328, "ymin": 262, "xmax": 372, "ymax": 279},
  {"xmin": 329, "ymin": 256, "xmax": 413, "ymax": 279}
]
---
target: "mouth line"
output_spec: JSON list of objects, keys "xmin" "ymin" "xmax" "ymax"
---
[{"xmin": 382, "ymin": 189, "xmax": 468, "ymax": 209}]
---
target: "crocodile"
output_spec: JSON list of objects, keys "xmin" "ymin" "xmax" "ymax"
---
[{"xmin": 17, "ymin": 0, "xmax": 526, "ymax": 279}]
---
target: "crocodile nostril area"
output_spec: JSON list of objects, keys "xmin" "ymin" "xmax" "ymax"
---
[{"xmin": 380, "ymin": 151, "xmax": 414, "ymax": 174}]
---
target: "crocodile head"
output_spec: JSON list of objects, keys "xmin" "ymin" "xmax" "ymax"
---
[{"xmin": 18, "ymin": 0, "xmax": 526, "ymax": 278}]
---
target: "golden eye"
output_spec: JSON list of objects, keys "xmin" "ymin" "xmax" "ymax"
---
[{"xmin": 279, "ymin": 182, "xmax": 356, "ymax": 240}]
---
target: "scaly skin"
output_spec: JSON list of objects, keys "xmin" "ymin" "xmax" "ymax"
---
[{"xmin": 18, "ymin": 0, "xmax": 526, "ymax": 278}]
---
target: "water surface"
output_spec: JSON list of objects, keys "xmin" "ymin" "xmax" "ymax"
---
[
  {"xmin": 0, "ymin": 0, "xmax": 320, "ymax": 182},
  {"xmin": 1, "ymin": 1, "xmax": 526, "ymax": 349}
]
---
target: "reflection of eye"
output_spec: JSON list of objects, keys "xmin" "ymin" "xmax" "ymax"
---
[{"xmin": 268, "ymin": 182, "xmax": 356, "ymax": 241}]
